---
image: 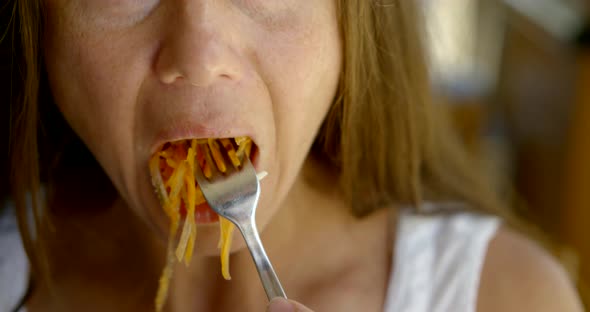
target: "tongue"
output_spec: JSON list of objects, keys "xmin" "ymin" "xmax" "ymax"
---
[{"xmin": 179, "ymin": 202, "xmax": 219, "ymax": 223}]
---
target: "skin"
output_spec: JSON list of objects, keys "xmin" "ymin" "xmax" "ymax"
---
[
  {"xmin": 41, "ymin": 0, "xmax": 389, "ymax": 310},
  {"xmin": 34, "ymin": 0, "xmax": 583, "ymax": 311},
  {"xmin": 43, "ymin": 0, "xmax": 342, "ymax": 252}
]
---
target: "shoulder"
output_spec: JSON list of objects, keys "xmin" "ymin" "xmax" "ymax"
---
[{"xmin": 477, "ymin": 226, "xmax": 584, "ymax": 312}]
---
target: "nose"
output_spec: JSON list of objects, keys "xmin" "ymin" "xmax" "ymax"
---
[{"xmin": 155, "ymin": 2, "xmax": 243, "ymax": 87}]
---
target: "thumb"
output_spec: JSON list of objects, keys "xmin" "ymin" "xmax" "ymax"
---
[{"xmin": 266, "ymin": 297, "xmax": 314, "ymax": 312}]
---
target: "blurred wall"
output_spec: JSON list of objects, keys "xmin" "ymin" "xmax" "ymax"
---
[{"xmin": 422, "ymin": 0, "xmax": 589, "ymax": 307}]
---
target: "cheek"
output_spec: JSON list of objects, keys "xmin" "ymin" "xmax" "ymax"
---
[
  {"xmin": 259, "ymin": 17, "xmax": 341, "ymax": 163},
  {"xmin": 251, "ymin": 6, "xmax": 341, "ymax": 219},
  {"xmin": 43, "ymin": 9, "xmax": 151, "ymax": 196}
]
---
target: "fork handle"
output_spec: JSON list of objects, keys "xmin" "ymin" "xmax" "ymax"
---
[{"xmin": 238, "ymin": 220, "xmax": 287, "ymax": 300}]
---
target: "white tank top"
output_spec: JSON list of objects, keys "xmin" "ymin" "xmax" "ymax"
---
[
  {"xmin": 0, "ymin": 204, "xmax": 29, "ymax": 312},
  {"xmin": 0, "ymin": 202, "xmax": 499, "ymax": 312},
  {"xmin": 384, "ymin": 205, "xmax": 500, "ymax": 312}
]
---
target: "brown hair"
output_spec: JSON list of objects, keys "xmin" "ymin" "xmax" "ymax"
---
[
  {"xmin": 325, "ymin": 1, "xmax": 506, "ymax": 217},
  {"xmin": 7, "ymin": 0, "xmax": 514, "ymax": 288},
  {"xmin": 8, "ymin": 0, "xmax": 48, "ymax": 279}
]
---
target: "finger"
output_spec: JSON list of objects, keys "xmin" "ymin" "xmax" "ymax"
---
[{"xmin": 266, "ymin": 297, "xmax": 314, "ymax": 312}]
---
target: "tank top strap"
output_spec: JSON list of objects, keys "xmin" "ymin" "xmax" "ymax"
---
[{"xmin": 383, "ymin": 203, "xmax": 500, "ymax": 312}]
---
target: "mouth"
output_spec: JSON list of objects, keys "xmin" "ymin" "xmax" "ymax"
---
[
  {"xmin": 150, "ymin": 136, "xmax": 258, "ymax": 310},
  {"xmin": 149, "ymin": 136, "xmax": 258, "ymax": 225}
]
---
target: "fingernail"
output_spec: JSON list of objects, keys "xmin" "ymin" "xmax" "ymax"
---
[{"xmin": 267, "ymin": 298, "xmax": 295, "ymax": 312}]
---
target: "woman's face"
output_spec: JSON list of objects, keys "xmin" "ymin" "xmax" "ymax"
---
[{"xmin": 43, "ymin": 0, "xmax": 342, "ymax": 251}]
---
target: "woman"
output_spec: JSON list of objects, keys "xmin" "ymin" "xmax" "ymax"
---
[{"xmin": 2, "ymin": 1, "xmax": 583, "ymax": 311}]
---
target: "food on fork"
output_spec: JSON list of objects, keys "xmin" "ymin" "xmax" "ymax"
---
[{"xmin": 149, "ymin": 137, "xmax": 255, "ymax": 311}]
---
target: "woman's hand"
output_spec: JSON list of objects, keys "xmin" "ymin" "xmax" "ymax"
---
[{"xmin": 267, "ymin": 298, "xmax": 314, "ymax": 312}]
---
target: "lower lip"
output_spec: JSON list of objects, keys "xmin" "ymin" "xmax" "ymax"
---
[{"xmin": 179, "ymin": 202, "xmax": 220, "ymax": 224}]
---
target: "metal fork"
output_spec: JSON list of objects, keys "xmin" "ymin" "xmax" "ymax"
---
[{"xmin": 194, "ymin": 156, "xmax": 287, "ymax": 300}]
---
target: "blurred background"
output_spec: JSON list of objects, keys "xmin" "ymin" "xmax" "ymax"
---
[
  {"xmin": 0, "ymin": 0, "xmax": 588, "ymax": 308},
  {"xmin": 420, "ymin": 0, "xmax": 589, "ymax": 307}
]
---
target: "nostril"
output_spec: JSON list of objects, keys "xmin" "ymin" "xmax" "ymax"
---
[
  {"xmin": 154, "ymin": 26, "xmax": 244, "ymax": 88},
  {"xmin": 155, "ymin": 59, "xmax": 184, "ymax": 85}
]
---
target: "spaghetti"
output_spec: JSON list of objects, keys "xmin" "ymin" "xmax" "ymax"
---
[{"xmin": 149, "ymin": 137, "xmax": 255, "ymax": 311}]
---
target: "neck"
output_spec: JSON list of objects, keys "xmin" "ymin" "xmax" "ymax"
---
[{"xmin": 36, "ymin": 158, "xmax": 393, "ymax": 312}]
